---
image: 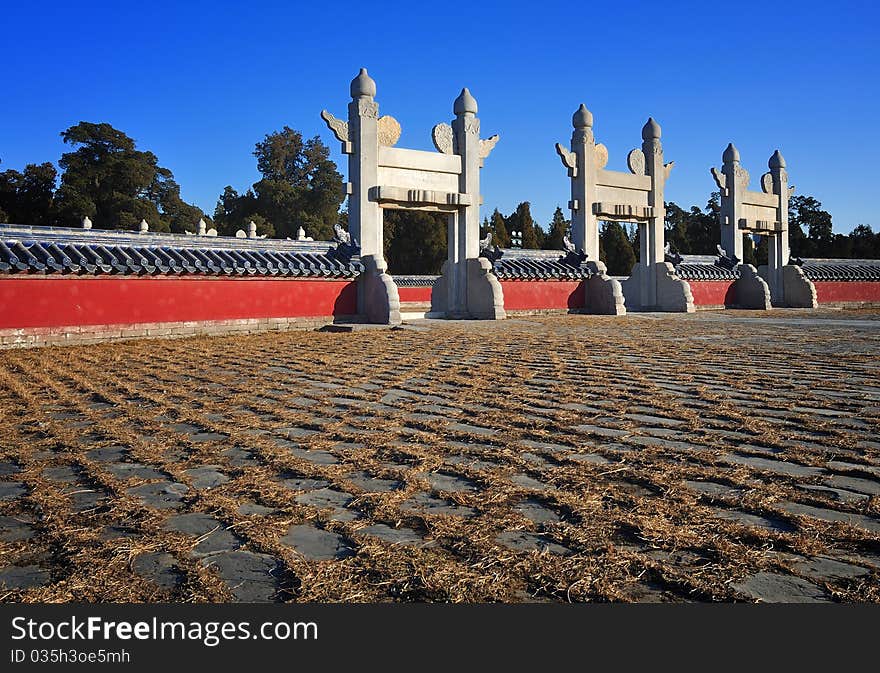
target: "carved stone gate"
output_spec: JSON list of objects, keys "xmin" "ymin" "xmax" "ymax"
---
[
  {"xmin": 322, "ymin": 69, "xmax": 504, "ymax": 324},
  {"xmin": 556, "ymin": 105, "xmax": 693, "ymax": 312}
]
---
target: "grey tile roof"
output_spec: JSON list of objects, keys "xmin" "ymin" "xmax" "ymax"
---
[{"xmin": 0, "ymin": 224, "xmax": 363, "ymax": 279}]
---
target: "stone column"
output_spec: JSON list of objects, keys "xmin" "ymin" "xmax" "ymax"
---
[
  {"xmin": 766, "ymin": 149, "xmax": 789, "ymax": 305},
  {"xmin": 718, "ymin": 143, "xmax": 744, "ymax": 262},
  {"xmin": 347, "ymin": 68, "xmax": 382, "ymax": 259},
  {"xmin": 640, "ymin": 118, "xmax": 667, "ymax": 309},
  {"xmin": 564, "ymin": 105, "xmax": 598, "ymax": 262}
]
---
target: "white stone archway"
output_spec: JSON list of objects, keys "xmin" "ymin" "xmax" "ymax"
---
[
  {"xmin": 322, "ymin": 69, "xmax": 504, "ymax": 324},
  {"xmin": 556, "ymin": 106, "xmax": 692, "ymax": 312}
]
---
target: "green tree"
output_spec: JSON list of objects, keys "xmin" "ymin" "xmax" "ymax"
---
[
  {"xmin": 507, "ymin": 201, "xmax": 541, "ymax": 249},
  {"xmin": 543, "ymin": 206, "xmax": 568, "ymax": 250},
  {"xmin": 53, "ymin": 122, "xmax": 205, "ymax": 232},
  {"xmin": 383, "ymin": 209, "xmax": 446, "ymax": 274},
  {"xmin": 489, "ymin": 208, "xmax": 510, "ymax": 248},
  {"xmin": 247, "ymin": 127, "xmax": 343, "ymax": 240},
  {"xmin": 0, "ymin": 162, "xmax": 58, "ymax": 226},
  {"xmin": 599, "ymin": 221, "xmax": 636, "ymax": 275},
  {"xmin": 789, "ymin": 194, "xmax": 832, "ymax": 256}
]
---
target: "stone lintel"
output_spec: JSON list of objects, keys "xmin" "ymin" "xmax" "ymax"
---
[
  {"xmin": 738, "ymin": 219, "xmax": 784, "ymax": 233},
  {"xmin": 592, "ymin": 203, "xmax": 654, "ymax": 220},
  {"xmin": 368, "ymin": 186, "xmax": 471, "ymax": 209}
]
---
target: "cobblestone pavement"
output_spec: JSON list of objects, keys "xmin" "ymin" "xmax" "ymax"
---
[{"xmin": 1, "ymin": 309, "xmax": 878, "ymax": 603}]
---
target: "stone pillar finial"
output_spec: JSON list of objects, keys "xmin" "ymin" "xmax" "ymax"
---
[
  {"xmin": 572, "ymin": 104, "xmax": 593, "ymax": 129},
  {"xmin": 139, "ymin": 219, "xmax": 149, "ymax": 233},
  {"xmin": 768, "ymin": 149, "xmax": 785, "ymax": 170},
  {"xmin": 723, "ymin": 142, "xmax": 740, "ymax": 165},
  {"xmin": 248, "ymin": 221, "xmax": 257, "ymax": 238},
  {"xmin": 198, "ymin": 218, "xmax": 207, "ymax": 236},
  {"xmin": 642, "ymin": 117, "xmax": 661, "ymax": 140},
  {"xmin": 82, "ymin": 216, "xmax": 92, "ymax": 230},
  {"xmin": 453, "ymin": 88, "xmax": 478, "ymax": 116},
  {"xmin": 350, "ymin": 68, "xmax": 376, "ymax": 99}
]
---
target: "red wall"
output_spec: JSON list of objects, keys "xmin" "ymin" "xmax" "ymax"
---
[
  {"xmin": 688, "ymin": 280, "xmax": 737, "ymax": 307},
  {"xmin": 500, "ymin": 280, "xmax": 585, "ymax": 311},
  {"xmin": 397, "ymin": 286, "xmax": 433, "ymax": 303},
  {"xmin": 0, "ymin": 276, "xmax": 357, "ymax": 329},
  {"xmin": 813, "ymin": 282, "xmax": 880, "ymax": 304}
]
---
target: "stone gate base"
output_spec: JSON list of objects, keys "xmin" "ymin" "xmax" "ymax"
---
[
  {"xmin": 430, "ymin": 258, "xmax": 506, "ymax": 320},
  {"xmin": 621, "ymin": 262, "xmax": 695, "ymax": 312}
]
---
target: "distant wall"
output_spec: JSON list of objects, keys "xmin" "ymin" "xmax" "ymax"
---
[
  {"xmin": 500, "ymin": 280, "xmax": 585, "ymax": 312},
  {"xmin": 813, "ymin": 281, "xmax": 880, "ymax": 307},
  {"xmin": 687, "ymin": 280, "xmax": 737, "ymax": 309},
  {"xmin": 397, "ymin": 286, "xmax": 433, "ymax": 303},
  {"xmin": 0, "ymin": 276, "xmax": 357, "ymax": 347}
]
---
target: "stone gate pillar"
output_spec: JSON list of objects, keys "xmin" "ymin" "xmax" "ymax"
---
[
  {"xmin": 342, "ymin": 69, "xmax": 400, "ymax": 324},
  {"xmin": 718, "ymin": 143, "xmax": 745, "ymax": 262},
  {"xmin": 436, "ymin": 88, "xmax": 504, "ymax": 319},
  {"xmin": 564, "ymin": 105, "xmax": 598, "ymax": 262},
  {"xmin": 640, "ymin": 118, "xmax": 668, "ymax": 309},
  {"xmin": 766, "ymin": 150, "xmax": 789, "ymax": 305}
]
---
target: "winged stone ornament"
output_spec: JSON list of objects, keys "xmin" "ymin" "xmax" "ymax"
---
[
  {"xmin": 555, "ymin": 143, "xmax": 577, "ymax": 174},
  {"xmin": 479, "ymin": 134, "xmax": 499, "ymax": 159},
  {"xmin": 321, "ymin": 110, "xmax": 350, "ymax": 143}
]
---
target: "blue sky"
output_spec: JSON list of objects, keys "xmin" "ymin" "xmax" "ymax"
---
[{"xmin": 2, "ymin": 1, "xmax": 878, "ymax": 234}]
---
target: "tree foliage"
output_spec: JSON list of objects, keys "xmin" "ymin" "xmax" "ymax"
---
[
  {"xmin": 599, "ymin": 221, "xmax": 636, "ymax": 275},
  {"xmin": 51, "ymin": 122, "xmax": 207, "ymax": 232},
  {"xmin": 383, "ymin": 209, "xmax": 447, "ymax": 274},
  {"xmin": 543, "ymin": 206, "xmax": 569, "ymax": 250},
  {"xmin": 0, "ymin": 161, "xmax": 57, "ymax": 226},
  {"xmin": 214, "ymin": 127, "xmax": 343, "ymax": 240}
]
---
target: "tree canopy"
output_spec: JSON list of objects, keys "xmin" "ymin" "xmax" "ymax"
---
[
  {"xmin": 213, "ymin": 127, "xmax": 343, "ymax": 240},
  {"xmin": 51, "ymin": 122, "xmax": 207, "ymax": 232}
]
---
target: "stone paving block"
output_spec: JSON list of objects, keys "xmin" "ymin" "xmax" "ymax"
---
[
  {"xmin": 86, "ymin": 446, "xmax": 129, "ymax": 463},
  {"xmin": 288, "ymin": 447, "xmax": 339, "ymax": 466},
  {"xmin": 0, "ymin": 482, "xmax": 28, "ymax": 500},
  {"xmin": 296, "ymin": 488, "xmax": 354, "ymax": 511},
  {"xmin": 798, "ymin": 484, "xmax": 869, "ymax": 504},
  {"xmin": 710, "ymin": 507, "xmax": 795, "ymax": 533},
  {"xmin": 344, "ymin": 471, "xmax": 402, "ymax": 493},
  {"xmin": 447, "ymin": 422, "xmax": 497, "ymax": 437},
  {"xmin": 221, "ymin": 446, "xmax": 262, "ymax": 468},
  {"xmin": 791, "ymin": 555, "xmax": 871, "ymax": 583},
  {"xmin": 42, "ymin": 465, "xmax": 80, "ymax": 483},
  {"xmin": 574, "ymin": 425, "xmax": 630, "ymax": 438},
  {"xmin": 105, "ymin": 462, "xmax": 167, "ymax": 481},
  {"xmin": 444, "ymin": 454, "xmax": 500, "ymax": 472},
  {"xmin": 236, "ymin": 502, "xmax": 276, "ymax": 516},
  {"xmin": 0, "ymin": 565, "xmax": 51, "ymax": 590},
  {"xmin": 126, "ymin": 482, "xmax": 189, "ymax": 509},
  {"xmin": 400, "ymin": 492, "xmax": 476, "ymax": 518},
  {"xmin": 281, "ymin": 477, "xmax": 330, "ymax": 492},
  {"xmin": 568, "ymin": 452, "xmax": 612, "ymax": 465},
  {"xmin": 685, "ymin": 481, "xmax": 743, "ymax": 499},
  {"xmin": 164, "ymin": 513, "xmax": 242, "ymax": 557},
  {"xmin": 777, "ymin": 501, "xmax": 880, "ymax": 533},
  {"xmin": 509, "ymin": 474, "xmax": 553, "ymax": 491},
  {"xmin": 731, "ymin": 572, "xmax": 829, "ymax": 603},
  {"xmin": 354, "ymin": 523, "xmax": 430, "ymax": 547},
  {"xmin": 0, "ymin": 514, "xmax": 36, "ymax": 542},
  {"xmin": 200, "ymin": 551, "xmax": 282, "ymax": 603},
  {"xmin": 281, "ymin": 524, "xmax": 355, "ymax": 560},
  {"xmin": 420, "ymin": 472, "xmax": 478, "ymax": 493},
  {"xmin": 0, "ymin": 461, "xmax": 22, "ymax": 477},
  {"xmin": 722, "ymin": 454, "xmax": 825, "ymax": 478},
  {"xmin": 514, "ymin": 498, "xmax": 562, "ymax": 524},
  {"xmin": 184, "ymin": 466, "xmax": 230, "ymax": 490},
  {"xmin": 131, "ymin": 552, "xmax": 184, "ymax": 589},
  {"xmin": 496, "ymin": 531, "xmax": 573, "ymax": 556},
  {"xmin": 823, "ymin": 474, "xmax": 880, "ymax": 496}
]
